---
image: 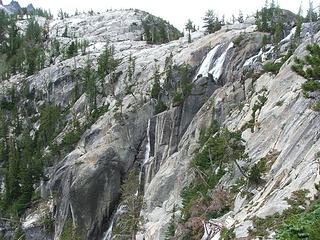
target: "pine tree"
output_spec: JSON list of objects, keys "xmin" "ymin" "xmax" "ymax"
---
[
  {"xmin": 84, "ymin": 59, "xmax": 97, "ymax": 111},
  {"xmin": 164, "ymin": 53, "xmax": 173, "ymax": 93},
  {"xmin": 203, "ymin": 10, "xmax": 215, "ymax": 34},
  {"xmin": 97, "ymin": 43, "xmax": 119, "ymax": 80},
  {"xmin": 58, "ymin": 9, "xmax": 65, "ymax": 20},
  {"xmin": 127, "ymin": 54, "xmax": 135, "ymax": 83},
  {"xmin": 18, "ymin": 130, "xmax": 34, "ymax": 213},
  {"xmin": 238, "ymin": 10, "xmax": 244, "ymax": 23},
  {"xmin": 185, "ymin": 19, "xmax": 193, "ymax": 43},
  {"xmin": 113, "ymin": 170, "xmax": 143, "ymax": 239},
  {"xmin": 0, "ymin": 10, "xmax": 8, "ymax": 43},
  {"xmin": 274, "ymin": 21, "xmax": 284, "ymax": 45},
  {"xmin": 67, "ymin": 41, "xmax": 78, "ymax": 58},
  {"xmin": 38, "ymin": 104, "xmax": 61, "ymax": 147},
  {"xmin": 4, "ymin": 138, "xmax": 21, "ymax": 208},
  {"xmin": 294, "ymin": 4, "xmax": 303, "ymax": 42},
  {"xmin": 62, "ymin": 26, "xmax": 68, "ymax": 37},
  {"xmin": 0, "ymin": 110, "xmax": 8, "ymax": 165},
  {"xmin": 151, "ymin": 66, "xmax": 161, "ymax": 99}
]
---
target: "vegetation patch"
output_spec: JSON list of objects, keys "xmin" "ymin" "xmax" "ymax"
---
[
  {"xmin": 60, "ymin": 219, "xmax": 82, "ymax": 240},
  {"xmin": 249, "ymin": 188, "xmax": 320, "ymax": 239},
  {"xmin": 170, "ymin": 123, "xmax": 247, "ymax": 239},
  {"xmin": 292, "ymin": 44, "xmax": 320, "ymax": 109}
]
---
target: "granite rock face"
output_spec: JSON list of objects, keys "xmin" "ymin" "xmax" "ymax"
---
[{"xmin": 1, "ymin": 7, "xmax": 319, "ymax": 240}]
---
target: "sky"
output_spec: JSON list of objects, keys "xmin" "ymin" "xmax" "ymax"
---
[{"xmin": 2, "ymin": 0, "xmax": 316, "ymax": 30}]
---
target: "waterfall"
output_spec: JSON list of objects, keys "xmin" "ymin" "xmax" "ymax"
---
[
  {"xmin": 280, "ymin": 27, "xmax": 297, "ymax": 44},
  {"xmin": 243, "ymin": 49, "xmax": 263, "ymax": 67},
  {"xmin": 194, "ymin": 44, "xmax": 221, "ymax": 80},
  {"xmin": 143, "ymin": 119, "xmax": 151, "ymax": 166},
  {"xmin": 243, "ymin": 27, "xmax": 296, "ymax": 67},
  {"xmin": 243, "ymin": 45, "xmax": 274, "ymax": 67},
  {"xmin": 102, "ymin": 120, "xmax": 151, "ymax": 240},
  {"xmin": 209, "ymin": 42, "xmax": 234, "ymax": 80},
  {"xmin": 138, "ymin": 119, "xmax": 151, "ymax": 188},
  {"xmin": 195, "ymin": 42, "xmax": 234, "ymax": 81},
  {"xmin": 102, "ymin": 205, "xmax": 126, "ymax": 240}
]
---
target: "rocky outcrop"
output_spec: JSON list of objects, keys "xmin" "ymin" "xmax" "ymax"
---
[
  {"xmin": 2, "ymin": 6, "xmax": 319, "ymax": 240},
  {"xmin": 0, "ymin": 0, "xmax": 35, "ymax": 14}
]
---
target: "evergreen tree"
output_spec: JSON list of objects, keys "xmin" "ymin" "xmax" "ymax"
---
[
  {"xmin": 62, "ymin": 26, "xmax": 68, "ymax": 37},
  {"xmin": 164, "ymin": 53, "xmax": 174, "ymax": 93},
  {"xmin": 274, "ymin": 21, "xmax": 284, "ymax": 45},
  {"xmin": 238, "ymin": 10, "xmax": 244, "ymax": 23},
  {"xmin": 84, "ymin": 59, "xmax": 97, "ymax": 111},
  {"xmin": 6, "ymin": 17, "xmax": 24, "ymax": 74},
  {"xmin": 127, "ymin": 54, "xmax": 135, "ymax": 83},
  {"xmin": 0, "ymin": 10, "xmax": 8, "ymax": 44},
  {"xmin": 4, "ymin": 138, "xmax": 21, "ymax": 208},
  {"xmin": 0, "ymin": 110, "xmax": 8, "ymax": 164},
  {"xmin": 203, "ymin": 10, "xmax": 222, "ymax": 34},
  {"xmin": 67, "ymin": 41, "xmax": 78, "ymax": 58},
  {"xmin": 306, "ymin": 1, "xmax": 318, "ymax": 22},
  {"xmin": 97, "ymin": 43, "xmax": 119, "ymax": 80},
  {"xmin": 17, "ymin": 130, "xmax": 34, "ymax": 213},
  {"xmin": 151, "ymin": 65, "xmax": 161, "ymax": 99},
  {"xmin": 203, "ymin": 10, "xmax": 215, "ymax": 34},
  {"xmin": 113, "ymin": 170, "xmax": 143, "ymax": 239},
  {"xmin": 185, "ymin": 19, "xmax": 194, "ymax": 43},
  {"xmin": 38, "ymin": 104, "xmax": 61, "ymax": 147},
  {"xmin": 125, "ymin": 54, "xmax": 136, "ymax": 98},
  {"xmin": 294, "ymin": 5, "xmax": 303, "ymax": 42}
]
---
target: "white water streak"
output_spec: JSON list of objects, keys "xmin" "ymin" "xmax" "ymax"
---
[
  {"xmin": 280, "ymin": 27, "xmax": 297, "ymax": 44},
  {"xmin": 243, "ymin": 49, "xmax": 263, "ymax": 67},
  {"xmin": 209, "ymin": 42, "xmax": 234, "ymax": 80},
  {"xmin": 195, "ymin": 44, "xmax": 221, "ymax": 80},
  {"xmin": 102, "ymin": 205, "xmax": 126, "ymax": 240},
  {"xmin": 143, "ymin": 119, "xmax": 151, "ymax": 166}
]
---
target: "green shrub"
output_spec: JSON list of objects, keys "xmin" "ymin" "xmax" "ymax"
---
[
  {"xmin": 155, "ymin": 100, "xmax": 167, "ymax": 114},
  {"xmin": 301, "ymin": 80, "xmax": 320, "ymax": 92},
  {"xmin": 292, "ymin": 44, "xmax": 320, "ymax": 82},
  {"xmin": 250, "ymin": 189, "xmax": 317, "ymax": 239},
  {"xmin": 220, "ymin": 227, "xmax": 235, "ymax": 240},
  {"xmin": 66, "ymin": 41, "xmax": 78, "ymax": 58},
  {"xmin": 233, "ymin": 35, "xmax": 244, "ymax": 47},
  {"xmin": 165, "ymin": 206, "xmax": 176, "ymax": 239},
  {"xmin": 42, "ymin": 214, "xmax": 55, "ymax": 234},
  {"xmin": 13, "ymin": 227, "xmax": 25, "ymax": 240},
  {"xmin": 277, "ymin": 201, "xmax": 320, "ymax": 239},
  {"xmin": 61, "ymin": 219, "xmax": 82, "ymax": 240},
  {"xmin": 248, "ymin": 159, "xmax": 267, "ymax": 184},
  {"xmin": 312, "ymin": 101, "xmax": 320, "ymax": 111},
  {"xmin": 61, "ymin": 129, "xmax": 82, "ymax": 152},
  {"xmin": 172, "ymin": 91, "xmax": 183, "ymax": 106},
  {"xmin": 263, "ymin": 62, "xmax": 282, "ymax": 74},
  {"xmin": 181, "ymin": 128, "xmax": 244, "ymax": 222},
  {"xmin": 151, "ymin": 82, "xmax": 161, "ymax": 99}
]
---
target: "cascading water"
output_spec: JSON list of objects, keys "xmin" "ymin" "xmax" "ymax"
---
[
  {"xmin": 195, "ymin": 42, "xmax": 234, "ymax": 81},
  {"xmin": 138, "ymin": 119, "xmax": 151, "ymax": 188},
  {"xmin": 243, "ymin": 45, "xmax": 274, "ymax": 66},
  {"xmin": 143, "ymin": 119, "xmax": 151, "ymax": 166},
  {"xmin": 243, "ymin": 48, "xmax": 263, "ymax": 67},
  {"xmin": 101, "ymin": 120, "xmax": 151, "ymax": 240},
  {"xmin": 194, "ymin": 44, "xmax": 221, "ymax": 80},
  {"xmin": 280, "ymin": 26, "xmax": 297, "ymax": 44},
  {"xmin": 209, "ymin": 42, "xmax": 234, "ymax": 80},
  {"xmin": 243, "ymin": 27, "xmax": 297, "ymax": 67},
  {"xmin": 102, "ymin": 205, "xmax": 126, "ymax": 240}
]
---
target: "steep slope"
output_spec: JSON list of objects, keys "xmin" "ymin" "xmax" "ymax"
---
[
  {"xmin": 0, "ymin": 6, "xmax": 319, "ymax": 240},
  {"xmin": 138, "ymin": 27, "xmax": 320, "ymax": 240}
]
